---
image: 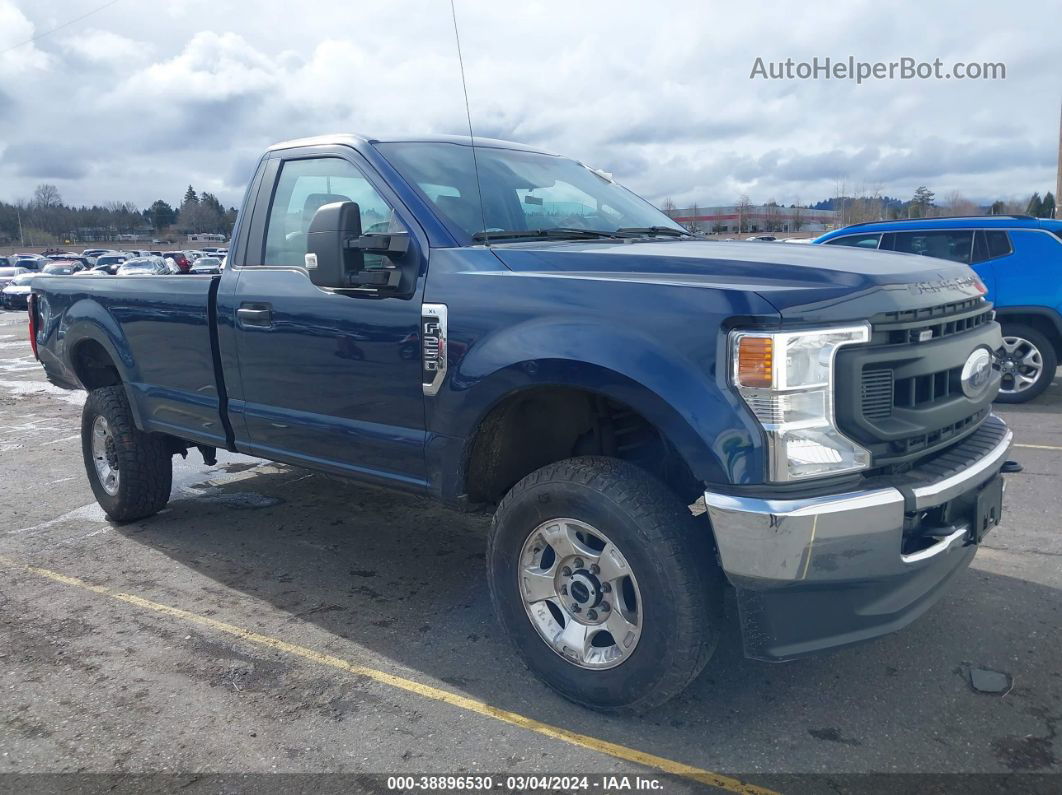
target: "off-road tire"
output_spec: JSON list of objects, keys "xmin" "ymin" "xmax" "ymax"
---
[
  {"xmin": 487, "ymin": 456, "xmax": 722, "ymax": 713},
  {"xmin": 82, "ymin": 385, "xmax": 172, "ymax": 522}
]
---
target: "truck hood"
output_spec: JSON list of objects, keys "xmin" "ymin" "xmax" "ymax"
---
[{"xmin": 490, "ymin": 239, "xmax": 986, "ymax": 321}]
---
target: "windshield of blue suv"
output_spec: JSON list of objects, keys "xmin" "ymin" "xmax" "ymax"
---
[{"xmin": 376, "ymin": 141, "xmax": 687, "ymax": 244}]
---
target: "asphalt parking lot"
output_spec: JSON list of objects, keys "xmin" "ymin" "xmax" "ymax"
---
[{"xmin": 0, "ymin": 308, "xmax": 1059, "ymax": 792}]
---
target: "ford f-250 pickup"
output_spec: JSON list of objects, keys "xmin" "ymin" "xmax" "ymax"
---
[{"xmin": 30, "ymin": 134, "xmax": 1012, "ymax": 712}]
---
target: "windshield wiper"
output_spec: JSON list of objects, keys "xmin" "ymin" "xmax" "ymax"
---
[
  {"xmin": 472, "ymin": 228, "xmax": 620, "ymax": 242},
  {"xmin": 614, "ymin": 226, "xmax": 691, "ymax": 238}
]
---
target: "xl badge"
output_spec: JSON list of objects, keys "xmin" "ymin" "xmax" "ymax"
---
[
  {"xmin": 421, "ymin": 304, "xmax": 448, "ymax": 396},
  {"xmin": 960, "ymin": 347, "xmax": 993, "ymax": 398}
]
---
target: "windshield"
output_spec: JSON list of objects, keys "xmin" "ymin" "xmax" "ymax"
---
[
  {"xmin": 376, "ymin": 142, "xmax": 685, "ymax": 244},
  {"xmin": 43, "ymin": 264, "xmax": 75, "ymax": 274}
]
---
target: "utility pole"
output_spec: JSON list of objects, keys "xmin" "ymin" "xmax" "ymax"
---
[
  {"xmin": 16, "ymin": 207, "xmax": 24, "ymax": 247},
  {"xmin": 1056, "ymin": 99, "xmax": 1061, "ymax": 219}
]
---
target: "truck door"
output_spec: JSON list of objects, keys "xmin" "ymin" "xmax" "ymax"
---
[{"xmin": 224, "ymin": 148, "xmax": 429, "ymax": 489}]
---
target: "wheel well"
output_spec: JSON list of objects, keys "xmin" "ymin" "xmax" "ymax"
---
[
  {"xmin": 72, "ymin": 339, "xmax": 122, "ymax": 390},
  {"xmin": 464, "ymin": 387, "xmax": 699, "ymax": 505},
  {"xmin": 997, "ymin": 313, "xmax": 1062, "ymax": 356}
]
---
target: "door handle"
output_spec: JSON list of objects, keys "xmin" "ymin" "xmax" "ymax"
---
[{"xmin": 237, "ymin": 304, "xmax": 272, "ymax": 327}]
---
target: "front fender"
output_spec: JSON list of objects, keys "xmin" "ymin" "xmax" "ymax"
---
[{"xmin": 430, "ymin": 316, "xmax": 765, "ymax": 487}]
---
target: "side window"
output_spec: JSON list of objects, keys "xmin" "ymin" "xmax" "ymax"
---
[
  {"xmin": 892, "ymin": 231, "xmax": 973, "ymax": 264},
  {"xmin": 262, "ymin": 157, "xmax": 395, "ymax": 268},
  {"xmin": 986, "ymin": 230, "xmax": 1012, "ymax": 258},
  {"xmin": 824, "ymin": 233, "xmax": 881, "ymax": 249}
]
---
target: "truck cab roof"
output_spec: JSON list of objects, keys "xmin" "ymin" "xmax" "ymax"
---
[{"xmin": 266, "ymin": 133, "xmax": 557, "ymax": 156}]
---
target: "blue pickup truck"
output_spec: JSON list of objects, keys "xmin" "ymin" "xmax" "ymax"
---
[{"xmin": 30, "ymin": 134, "xmax": 1012, "ymax": 712}]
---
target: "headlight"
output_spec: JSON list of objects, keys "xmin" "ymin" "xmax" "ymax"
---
[{"xmin": 730, "ymin": 325, "xmax": 871, "ymax": 482}]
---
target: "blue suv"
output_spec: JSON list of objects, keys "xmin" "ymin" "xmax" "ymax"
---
[{"xmin": 815, "ymin": 216, "xmax": 1062, "ymax": 402}]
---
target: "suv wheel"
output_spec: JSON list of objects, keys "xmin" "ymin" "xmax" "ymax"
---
[
  {"xmin": 996, "ymin": 323, "xmax": 1056, "ymax": 403},
  {"xmin": 487, "ymin": 456, "xmax": 722, "ymax": 713}
]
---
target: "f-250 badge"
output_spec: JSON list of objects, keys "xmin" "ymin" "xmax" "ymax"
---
[{"xmin": 421, "ymin": 304, "xmax": 448, "ymax": 396}]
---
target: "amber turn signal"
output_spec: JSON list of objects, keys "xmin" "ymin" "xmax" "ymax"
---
[{"xmin": 736, "ymin": 336, "xmax": 773, "ymax": 388}]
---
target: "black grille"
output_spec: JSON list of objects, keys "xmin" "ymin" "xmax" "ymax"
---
[
  {"xmin": 837, "ymin": 298, "xmax": 1000, "ymax": 468},
  {"xmin": 861, "ymin": 368, "xmax": 893, "ymax": 419},
  {"xmin": 872, "ymin": 297, "xmax": 993, "ymax": 346},
  {"xmin": 884, "ymin": 408, "xmax": 989, "ymax": 458},
  {"xmin": 893, "ymin": 366, "xmax": 959, "ymax": 409}
]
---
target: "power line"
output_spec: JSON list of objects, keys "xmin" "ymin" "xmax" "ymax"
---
[{"xmin": 0, "ymin": 0, "xmax": 124, "ymax": 57}]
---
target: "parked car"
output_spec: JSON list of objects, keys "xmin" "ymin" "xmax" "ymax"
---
[
  {"xmin": 89, "ymin": 254, "xmax": 129, "ymax": 273},
  {"xmin": 117, "ymin": 256, "xmax": 172, "ymax": 276},
  {"xmin": 189, "ymin": 256, "xmax": 222, "ymax": 274},
  {"xmin": 2, "ymin": 271, "xmax": 37, "ymax": 309},
  {"xmin": 0, "ymin": 266, "xmax": 29, "ymax": 292},
  {"xmin": 47, "ymin": 255, "xmax": 93, "ymax": 270},
  {"xmin": 13, "ymin": 255, "xmax": 46, "ymax": 271},
  {"xmin": 82, "ymin": 248, "xmax": 113, "ymax": 259},
  {"xmin": 31, "ymin": 133, "xmax": 1012, "ymax": 712},
  {"xmin": 168, "ymin": 251, "xmax": 192, "ymax": 273},
  {"xmin": 746, "ymin": 234, "xmax": 777, "ymax": 241},
  {"xmin": 0, "ymin": 256, "xmax": 11, "ymax": 268},
  {"xmin": 814, "ymin": 215, "xmax": 1062, "ymax": 402},
  {"xmin": 41, "ymin": 260, "xmax": 86, "ymax": 275}
]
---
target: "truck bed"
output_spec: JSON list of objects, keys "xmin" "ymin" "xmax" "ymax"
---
[{"xmin": 35, "ymin": 274, "xmax": 228, "ymax": 447}]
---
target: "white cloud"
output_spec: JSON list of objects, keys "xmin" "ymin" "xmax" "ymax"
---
[
  {"xmin": 0, "ymin": 0, "xmax": 1058, "ymax": 211},
  {"xmin": 0, "ymin": 0, "xmax": 50, "ymax": 74}
]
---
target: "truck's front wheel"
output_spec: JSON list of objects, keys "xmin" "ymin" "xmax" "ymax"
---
[
  {"xmin": 487, "ymin": 457, "xmax": 722, "ymax": 713},
  {"xmin": 82, "ymin": 385, "xmax": 173, "ymax": 522}
]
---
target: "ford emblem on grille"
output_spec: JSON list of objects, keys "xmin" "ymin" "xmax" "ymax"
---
[{"xmin": 960, "ymin": 348, "xmax": 993, "ymax": 398}]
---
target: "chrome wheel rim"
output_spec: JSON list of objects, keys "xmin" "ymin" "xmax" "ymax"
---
[
  {"xmin": 518, "ymin": 518, "xmax": 642, "ymax": 670},
  {"xmin": 91, "ymin": 416, "xmax": 120, "ymax": 496},
  {"xmin": 999, "ymin": 336, "xmax": 1044, "ymax": 395}
]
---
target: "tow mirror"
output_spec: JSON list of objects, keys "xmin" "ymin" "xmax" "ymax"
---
[
  {"xmin": 306, "ymin": 201, "xmax": 363, "ymax": 289},
  {"xmin": 306, "ymin": 200, "xmax": 412, "ymax": 291}
]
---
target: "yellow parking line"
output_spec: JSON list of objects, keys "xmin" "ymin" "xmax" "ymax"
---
[
  {"xmin": 1014, "ymin": 443, "xmax": 1062, "ymax": 452},
  {"xmin": 0, "ymin": 555, "xmax": 776, "ymax": 795}
]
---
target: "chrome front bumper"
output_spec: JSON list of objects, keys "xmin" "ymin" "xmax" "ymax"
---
[{"xmin": 703, "ymin": 417, "xmax": 1013, "ymax": 660}]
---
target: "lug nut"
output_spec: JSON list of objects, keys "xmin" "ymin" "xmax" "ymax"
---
[
  {"xmin": 601, "ymin": 583, "xmax": 611, "ymax": 593},
  {"xmin": 590, "ymin": 564, "xmax": 600, "ymax": 575},
  {"xmin": 560, "ymin": 585, "xmax": 567, "ymax": 595},
  {"xmin": 561, "ymin": 566, "xmax": 572, "ymax": 577},
  {"xmin": 573, "ymin": 558, "xmax": 584, "ymax": 569},
  {"xmin": 586, "ymin": 609, "xmax": 598, "ymax": 620},
  {"xmin": 600, "ymin": 601, "xmax": 610, "ymax": 611},
  {"xmin": 571, "ymin": 604, "xmax": 581, "ymax": 613}
]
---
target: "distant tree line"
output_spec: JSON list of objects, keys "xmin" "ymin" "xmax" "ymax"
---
[
  {"xmin": 0, "ymin": 183, "xmax": 238, "ymax": 246},
  {"xmin": 812, "ymin": 185, "xmax": 1057, "ymax": 226}
]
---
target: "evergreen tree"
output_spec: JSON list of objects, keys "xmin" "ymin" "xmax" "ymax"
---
[
  {"xmin": 1040, "ymin": 192, "xmax": 1056, "ymax": 219},
  {"xmin": 1026, "ymin": 192, "xmax": 1043, "ymax": 217}
]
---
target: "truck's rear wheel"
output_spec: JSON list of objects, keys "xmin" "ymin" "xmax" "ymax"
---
[
  {"xmin": 996, "ymin": 323, "xmax": 1056, "ymax": 403},
  {"xmin": 82, "ymin": 385, "xmax": 172, "ymax": 522},
  {"xmin": 487, "ymin": 456, "xmax": 721, "ymax": 713}
]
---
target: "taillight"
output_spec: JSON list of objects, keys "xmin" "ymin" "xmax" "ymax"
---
[{"xmin": 27, "ymin": 293, "xmax": 39, "ymax": 359}]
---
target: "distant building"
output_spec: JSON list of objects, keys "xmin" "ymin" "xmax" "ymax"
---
[
  {"xmin": 668, "ymin": 205, "xmax": 840, "ymax": 234},
  {"xmin": 187, "ymin": 233, "xmax": 227, "ymax": 243}
]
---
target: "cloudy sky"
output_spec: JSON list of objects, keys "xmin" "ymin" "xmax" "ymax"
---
[{"xmin": 0, "ymin": 0, "xmax": 1059, "ymax": 212}]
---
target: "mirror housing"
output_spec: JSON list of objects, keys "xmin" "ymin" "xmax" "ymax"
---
[
  {"xmin": 306, "ymin": 201, "xmax": 363, "ymax": 289},
  {"xmin": 306, "ymin": 200, "xmax": 414, "ymax": 293}
]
